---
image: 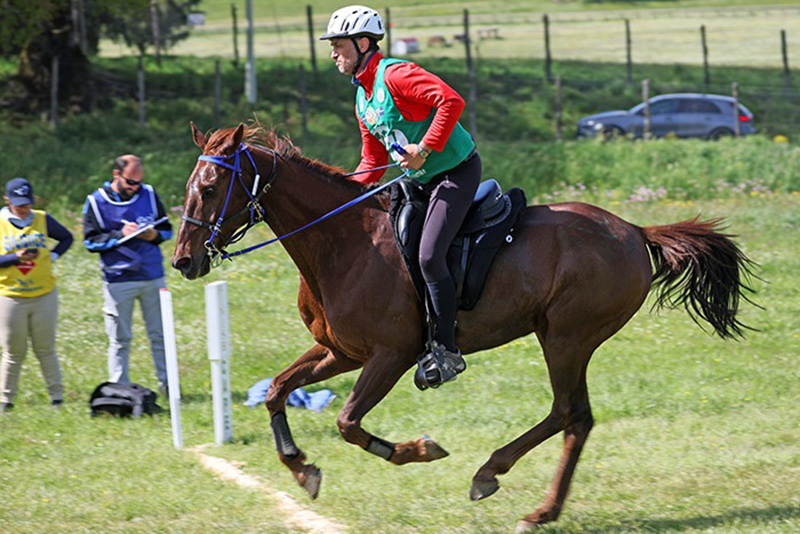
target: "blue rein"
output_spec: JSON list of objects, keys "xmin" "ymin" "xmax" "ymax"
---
[{"xmin": 187, "ymin": 144, "xmax": 409, "ymax": 262}]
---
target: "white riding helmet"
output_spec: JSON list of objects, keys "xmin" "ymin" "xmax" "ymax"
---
[{"xmin": 320, "ymin": 5, "xmax": 385, "ymax": 41}]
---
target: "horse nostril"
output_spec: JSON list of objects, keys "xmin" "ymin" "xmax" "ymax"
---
[{"xmin": 173, "ymin": 256, "xmax": 191, "ymax": 272}]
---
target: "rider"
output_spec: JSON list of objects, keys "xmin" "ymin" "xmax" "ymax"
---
[{"xmin": 321, "ymin": 5, "xmax": 482, "ymax": 389}]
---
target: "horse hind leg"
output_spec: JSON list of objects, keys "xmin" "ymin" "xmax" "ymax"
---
[
  {"xmin": 470, "ymin": 334, "xmax": 595, "ymax": 531},
  {"xmin": 265, "ymin": 343, "xmax": 361, "ymax": 498},
  {"xmin": 517, "ymin": 393, "xmax": 593, "ymax": 531}
]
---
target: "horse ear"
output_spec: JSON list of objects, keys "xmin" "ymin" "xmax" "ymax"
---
[
  {"xmin": 219, "ymin": 123, "xmax": 246, "ymax": 155},
  {"xmin": 190, "ymin": 121, "xmax": 208, "ymax": 150},
  {"xmin": 231, "ymin": 123, "xmax": 245, "ymax": 148}
]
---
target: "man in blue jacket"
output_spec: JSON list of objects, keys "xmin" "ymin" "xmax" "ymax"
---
[{"xmin": 83, "ymin": 155, "xmax": 172, "ymax": 394}]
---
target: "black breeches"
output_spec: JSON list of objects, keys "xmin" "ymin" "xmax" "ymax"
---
[
  {"xmin": 418, "ymin": 151, "xmax": 482, "ymax": 284},
  {"xmin": 418, "ymin": 151, "xmax": 481, "ymax": 351}
]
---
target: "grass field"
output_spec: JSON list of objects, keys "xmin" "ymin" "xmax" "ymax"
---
[
  {"xmin": 194, "ymin": 0, "xmax": 800, "ymax": 22},
  {"xmin": 1, "ymin": 192, "xmax": 798, "ymax": 533},
  {"xmin": 1, "ymin": 2, "xmax": 799, "ymax": 531},
  {"xmin": 98, "ymin": 1, "xmax": 800, "ymax": 68}
]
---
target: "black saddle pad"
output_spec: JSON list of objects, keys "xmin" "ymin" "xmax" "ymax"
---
[{"xmin": 389, "ymin": 180, "xmax": 526, "ymax": 311}]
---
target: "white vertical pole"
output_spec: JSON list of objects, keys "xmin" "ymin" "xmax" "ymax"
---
[
  {"xmin": 159, "ymin": 288, "xmax": 183, "ymax": 449},
  {"xmin": 206, "ymin": 281, "xmax": 233, "ymax": 445}
]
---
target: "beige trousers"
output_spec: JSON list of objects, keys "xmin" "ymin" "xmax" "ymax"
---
[{"xmin": 0, "ymin": 288, "xmax": 62, "ymax": 404}]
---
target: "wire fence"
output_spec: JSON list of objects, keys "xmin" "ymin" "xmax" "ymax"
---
[{"xmin": 21, "ymin": 4, "xmax": 800, "ymax": 139}]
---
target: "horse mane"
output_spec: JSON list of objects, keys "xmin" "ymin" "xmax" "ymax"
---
[{"xmin": 204, "ymin": 123, "xmax": 387, "ymax": 202}]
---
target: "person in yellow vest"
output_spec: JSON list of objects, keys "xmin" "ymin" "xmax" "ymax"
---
[{"xmin": 0, "ymin": 178, "xmax": 73, "ymax": 413}]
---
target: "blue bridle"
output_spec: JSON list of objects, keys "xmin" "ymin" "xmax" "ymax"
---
[
  {"xmin": 181, "ymin": 143, "xmax": 278, "ymax": 265},
  {"xmin": 182, "ymin": 143, "xmax": 408, "ymax": 265}
]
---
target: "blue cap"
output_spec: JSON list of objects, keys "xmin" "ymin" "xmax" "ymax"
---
[{"xmin": 5, "ymin": 178, "xmax": 34, "ymax": 206}]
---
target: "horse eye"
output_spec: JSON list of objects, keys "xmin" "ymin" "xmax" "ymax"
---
[{"xmin": 202, "ymin": 186, "xmax": 216, "ymax": 199}]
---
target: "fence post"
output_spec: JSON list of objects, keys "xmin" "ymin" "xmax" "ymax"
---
[
  {"xmin": 732, "ymin": 82, "xmax": 741, "ymax": 138},
  {"xmin": 385, "ymin": 7, "xmax": 392, "ymax": 58},
  {"xmin": 299, "ymin": 64, "xmax": 308, "ymax": 143},
  {"xmin": 555, "ymin": 76, "xmax": 563, "ymax": 141},
  {"xmin": 642, "ymin": 78, "xmax": 650, "ymax": 140},
  {"xmin": 214, "ymin": 59, "xmax": 221, "ymax": 128},
  {"xmin": 231, "ymin": 3, "xmax": 239, "ymax": 67},
  {"xmin": 625, "ymin": 19, "xmax": 633, "ymax": 87},
  {"xmin": 245, "ymin": 0, "xmax": 256, "ymax": 103},
  {"xmin": 463, "ymin": 9, "xmax": 478, "ymax": 137},
  {"xmin": 206, "ymin": 282, "xmax": 233, "ymax": 445},
  {"xmin": 782, "ymin": 29, "xmax": 791, "ymax": 94},
  {"xmin": 543, "ymin": 14, "xmax": 553, "ymax": 83},
  {"xmin": 701, "ymin": 25, "xmax": 710, "ymax": 87},
  {"xmin": 50, "ymin": 54, "xmax": 59, "ymax": 129},
  {"xmin": 306, "ymin": 5, "xmax": 317, "ymax": 74},
  {"xmin": 137, "ymin": 55, "xmax": 146, "ymax": 127},
  {"xmin": 159, "ymin": 289, "xmax": 183, "ymax": 450}
]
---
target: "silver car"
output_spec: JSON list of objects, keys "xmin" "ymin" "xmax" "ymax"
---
[{"xmin": 577, "ymin": 93, "xmax": 756, "ymax": 140}]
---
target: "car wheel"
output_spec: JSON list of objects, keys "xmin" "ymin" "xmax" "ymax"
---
[
  {"xmin": 602, "ymin": 126, "xmax": 625, "ymax": 140},
  {"xmin": 708, "ymin": 127, "xmax": 734, "ymax": 140}
]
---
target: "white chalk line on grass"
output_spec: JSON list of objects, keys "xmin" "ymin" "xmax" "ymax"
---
[{"xmin": 191, "ymin": 445, "xmax": 347, "ymax": 534}]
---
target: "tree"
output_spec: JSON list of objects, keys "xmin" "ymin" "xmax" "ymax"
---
[
  {"xmin": 0, "ymin": 0, "xmax": 199, "ymax": 114},
  {"xmin": 102, "ymin": 0, "xmax": 201, "ymax": 65}
]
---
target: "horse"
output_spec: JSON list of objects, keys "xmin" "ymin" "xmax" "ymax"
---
[{"xmin": 172, "ymin": 123, "xmax": 755, "ymax": 532}]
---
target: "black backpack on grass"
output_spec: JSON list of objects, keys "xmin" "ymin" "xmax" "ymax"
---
[{"xmin": 89, "ymin": 382, "xmax": 162, "ymax": 417}]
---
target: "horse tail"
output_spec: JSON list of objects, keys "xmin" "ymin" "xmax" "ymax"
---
[{"xmin": 640, "ymin": 218, "xmax": 758, "ymax": 339}]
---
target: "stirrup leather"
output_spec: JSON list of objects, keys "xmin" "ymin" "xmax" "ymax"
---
[{"xmin": 414, "ymin": 343, "xmax": 466, "ymax": 391}]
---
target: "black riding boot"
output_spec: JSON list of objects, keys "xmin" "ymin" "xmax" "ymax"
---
[{"xmin": 414, "ymin": 278, "xmax": 467, "ymax": 390}]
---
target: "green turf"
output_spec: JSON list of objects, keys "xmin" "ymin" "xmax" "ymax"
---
[{"xmin": 1, "ymin": 192, "xmax": 798, "ymax": 533}]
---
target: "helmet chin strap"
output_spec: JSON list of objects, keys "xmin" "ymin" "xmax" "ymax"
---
[{"xmin": 350, "ymin": 37, "xmax": 379, "ymax": 80}]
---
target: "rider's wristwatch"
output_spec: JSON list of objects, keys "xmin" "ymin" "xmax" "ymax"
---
[{"xmin": 418, "ymin": 145, "xmax": 431, "ymax": 159}]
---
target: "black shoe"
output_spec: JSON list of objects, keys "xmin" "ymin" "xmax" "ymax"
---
[
  {"xmin": 414, "ymin": 343, "xmax": 466, "ymax": 391},
  {"xmin": 51, "ymin": 399, "xmax": 64, "ymax": 409},
  {"xmin": 0, "ymin": 402, "xmax": 14, "ymax": 413}
]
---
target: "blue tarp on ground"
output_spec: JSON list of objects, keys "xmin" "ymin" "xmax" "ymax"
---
[{"xmin": 244, "ymin": 378, "xmax": 335, "ymax": 412}]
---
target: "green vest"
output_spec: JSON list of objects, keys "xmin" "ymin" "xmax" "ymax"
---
[{"xmin": 356, "ymin": 58, "xmax": 475, "ymax": 184}]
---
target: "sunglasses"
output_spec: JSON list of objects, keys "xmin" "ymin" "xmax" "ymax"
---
[{"xmin": 120, "ymin": 175, "xmax": 143, "ymax": 187}]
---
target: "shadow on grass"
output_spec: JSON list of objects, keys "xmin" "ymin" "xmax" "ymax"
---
[
  {"xmin": 641, "ymin": 506, "xmax": 800, "ymax": 532},
  {"xmin": 554, "ymin": 505, "xmax": 800, "ymax": 533}
]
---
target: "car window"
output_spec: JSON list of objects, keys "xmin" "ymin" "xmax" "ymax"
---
[
  {"xmin": 649, "ymin": 99, "xmax": 679, "ymax": 116},
  {"xmin": 679, "ymin": 99, "xmax": 721, "ymax": 113}
]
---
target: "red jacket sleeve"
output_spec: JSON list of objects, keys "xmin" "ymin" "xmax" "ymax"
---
[
  {"xmin": 385, "ymin": 63, "xmax": 466, "ymax": 152},
  {"xmin": 352, "ymin": 112, "xmax": 389, "ymax": 185}
]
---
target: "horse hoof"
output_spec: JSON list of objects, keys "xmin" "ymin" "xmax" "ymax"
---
[
  {"xmin": 469, "ymin": 478, "xmax": 500, "ymax": 501},
  {"xmin": 515, "ymin": 520, "xmax": 540, "ymax": 533},
  {"xmin": 421, "ymin": 436, "xmax": 449, "ymax": 461},
  {"xmin": 302, "ymin": 465, "xmax": 322, "ymax": 499}
]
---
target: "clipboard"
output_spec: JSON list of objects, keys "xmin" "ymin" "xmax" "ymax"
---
[{"xmin": 115, "ymin": 216, "xmax": 169, "ymax": 246}]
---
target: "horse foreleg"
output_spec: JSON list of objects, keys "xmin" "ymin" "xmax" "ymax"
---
[
  {"xmin": 337, "ymin": 354, "xmax": 449, "ymax": 466},
  {"xmin": 265, "ymin": 343, "xmax": 361, "ymax": 498}
]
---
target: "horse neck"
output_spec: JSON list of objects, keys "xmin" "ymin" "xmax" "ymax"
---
[{"xmin": 254, "ymin": 150, "xmax": 381, "ymax": 284}]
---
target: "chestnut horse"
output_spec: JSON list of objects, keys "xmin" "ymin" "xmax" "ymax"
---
[{"xmin": 172, "ymin": 124, "xmax": 754, "ymax": 531}]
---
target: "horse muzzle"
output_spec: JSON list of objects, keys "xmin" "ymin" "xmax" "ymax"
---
[{"xmin": 171, "ymin": 252, "xmax": 210, "ymax": 280}]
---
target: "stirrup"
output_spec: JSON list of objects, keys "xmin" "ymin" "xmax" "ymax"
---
[{"xmin": 414, "ymin": 343, "xmax": 466, "ymax": 391}]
